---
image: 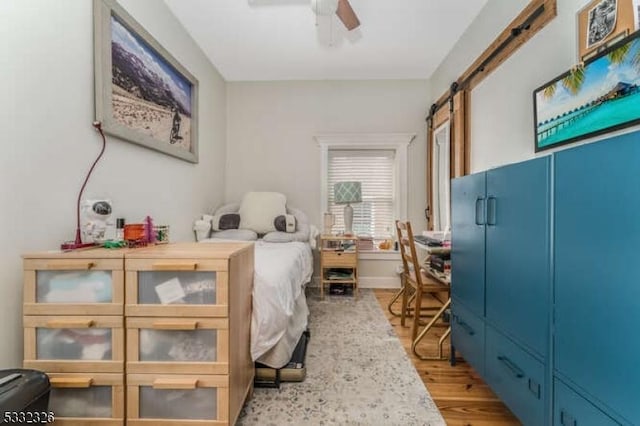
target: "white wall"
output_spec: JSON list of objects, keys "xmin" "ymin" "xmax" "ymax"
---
[
  {"xmin": 226, "ymin": 80, "xmax": 430, "ymax": 229},
  {"xmin": 226, "ymin": 80, "xmax": 429, "ymax": 286},
  {"xmin": 0, "ymin": 0, "xmax": 226, "ymax": 366},
  {"xmin": 430, "ymin": 0, "xmax": 593, "ymax": 172}
]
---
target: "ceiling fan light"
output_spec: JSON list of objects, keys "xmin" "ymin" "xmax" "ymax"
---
[{"xmin": 310, "ymin": 0, "xmax": 339, "ymax": 16}]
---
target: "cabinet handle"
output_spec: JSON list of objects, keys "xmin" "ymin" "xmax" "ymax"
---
[
  {"xmin": 560, "ymin": 410, "xmax": 577, "ymax": 426},
  {"xmin": 458, "ymin": 321, "xmax": 475, "ymax": 336},
  {"xmin": 50, "ymin": 377, "xmax": 93, "ymax": 388},
  {"xmin": 528, "ymin": 378, "xmax": 541, "ymax": 399},
  {"xmin": 152, "ymin": 320, "xmax": 198, "ymax": 330},
  {"xmin": 497, "ymin": 355, "xmax": 524, "ymax": 379},
  {"xmin": 45, "ymin": 319, "xmax": 94, "ymax": 329},
  {"xmin": 487, "ymin": 196, "xmax": 497, "ymax": 226},
  {"xmin": 45, "ymin": 261, "xmax": 95, "ymax": 270},
  {"xmin": 152, "ymin": 378, "xmax": 198, "ymax": 389},
  {"xmin": 475, "ymin": 197, "xmax": 486, "ymax": 225},
  {"xmin": 151, "ymin": 262, "xmax": 198, "ymax": 271}
]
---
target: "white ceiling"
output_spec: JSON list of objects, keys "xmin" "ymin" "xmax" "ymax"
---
[{"xmin": 164, "ymin": 0, "xmax": 488, "ymax": 81}]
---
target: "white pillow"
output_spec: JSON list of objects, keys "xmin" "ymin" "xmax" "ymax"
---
[
  {"xmin": 239, "ymin": 192, "xmax": 286, "ymax": 234},
  {"xmin": 210, "ymin": 229, "xmax": 258, "ymax": 241}
]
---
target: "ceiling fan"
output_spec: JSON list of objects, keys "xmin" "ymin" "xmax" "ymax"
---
[
  {"xmin": 312, "ymin": 0, "xmax": 360, "ymax": 31},
  {"xmin": 250, "ymin": 0, "xmax": 360, "ymax": 31}
]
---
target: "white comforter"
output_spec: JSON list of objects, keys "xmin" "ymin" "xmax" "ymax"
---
[
  {"xmin": 201, "ymin": 238, "xmax": 313, "ymax": 361},
  {"xmin": 250, "ymin": 240, "xmax": 313, "ymax": 361}
]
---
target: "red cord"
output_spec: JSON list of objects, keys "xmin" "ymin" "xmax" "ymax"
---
[{"xmin": 74, "ymin": 122, "xmax": 107, "ymax": 244}]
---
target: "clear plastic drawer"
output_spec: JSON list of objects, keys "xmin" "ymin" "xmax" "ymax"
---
[
  {"xmin": 127, "ymin": 374, "xmax": 228, "ymax": 425},
  {"xmin": 24, "ymin": 316, "xmax": 124, "ymax": 373},
  {"xmin": 23, "ymin": 258, "xmax": 123, "ymax": 316},
  {"xmin": 126, "ymin": 317, "xmax": 228, "ymax": 375},
  {"xmin": 47, "ymin": 373, "xmax": 124, "ymax": 424},
  {"xmin": 126, "ymin": 259, "xmax": 228, "ymax": 318}
]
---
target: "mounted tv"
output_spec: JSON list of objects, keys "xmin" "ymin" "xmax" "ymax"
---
[{"xmin": 534, "ymin": 31, "xmax": 640, "ymax": 152}]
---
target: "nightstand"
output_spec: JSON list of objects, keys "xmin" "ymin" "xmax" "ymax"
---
[{"xmin": 320, "ymin": 235, "xmax": 358, "ymax": 299}]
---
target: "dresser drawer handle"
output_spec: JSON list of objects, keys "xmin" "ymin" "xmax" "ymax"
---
[
  {"xmin": 50, "ymin": 377, "xmax": 93, "ymax": 388},
  {"xmin": 560, "ymin": 410, "xmax": 577, "ymax": 426},
  {"xmin": 45, "ymin": 319, "xmax": 94, "ymax": 329},
  {"xmin": 152, "ymin": 378, "xmax": 198, "ymax": 389},
  {"xmin": 152, "ymin": 320, "xmax": 198, "ymax": 330},
  {"xmin": 151, "ymin": 262, "xmax": 198, "ymax": 271},
  {"xmin": 497, "ymin": 355, "xmax": 524, "ymax": 379},
  {"xmin": 45, "ymin": 261, "xmax": 95, "ymax": 270}
]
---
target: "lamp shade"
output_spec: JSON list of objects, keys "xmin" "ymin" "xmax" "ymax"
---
[{"xmin": 334, "ymin": 181, "xmax": 362, "ymax": 204}]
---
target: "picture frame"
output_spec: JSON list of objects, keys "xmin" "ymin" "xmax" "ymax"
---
[
  {"xmin": 94, "ymin": 0, "xmax": 199, "ymax": 163},
  {"xmin": 577, "ymin": 0, "xmax": 634, "ymax": 61},
  {"xmin": 534, "ymin": 31, "xmax": 640, "ymax": 152}
]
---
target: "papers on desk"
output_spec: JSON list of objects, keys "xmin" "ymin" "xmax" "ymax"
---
[{"xmin": 414, "ymin": 242, "xmax": 451, "ymax": 255}]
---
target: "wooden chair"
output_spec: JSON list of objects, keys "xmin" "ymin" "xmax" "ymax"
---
[{"xmin": 396, "ymin": 220, "xmax": 451, "ymax": 360}]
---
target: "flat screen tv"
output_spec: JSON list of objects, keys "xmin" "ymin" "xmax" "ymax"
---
[{"xmin": 534, "ymin": 31, "xmax": 640, "ymax": 152}]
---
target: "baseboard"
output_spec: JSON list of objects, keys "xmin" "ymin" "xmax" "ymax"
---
[
  {"xmin": 359, "ymin": 276, "xmax": 401, "ymax": 288},
  {"xmin": 311, "ymin": 276, "xmax": 400, "ymax": 289}
]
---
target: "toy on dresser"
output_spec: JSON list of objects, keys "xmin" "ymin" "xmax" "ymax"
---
[{"xmin": 80, "ymin": 199, "xmax": 113, "ymax": 243}]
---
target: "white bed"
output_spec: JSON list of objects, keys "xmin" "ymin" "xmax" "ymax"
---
[
  {"xmin": 200, "ymin": 239, "xmax": 313, "ymax": 368},
  {"xmin": 196, "ymin": 198, "xmax": 315, "ymax": 368}
]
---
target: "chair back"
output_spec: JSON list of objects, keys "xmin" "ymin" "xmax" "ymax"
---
[{"xmin": 395, "ymin": 220, "xmax": 424, "ymax": 290}]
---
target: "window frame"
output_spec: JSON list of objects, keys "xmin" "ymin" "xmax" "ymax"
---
[
  {"xmin": 316, "ymin": 133, "xmax": 415, "ymax": 243},
  {"xmin": 431, "ymin": 120, "xmax": 451, "ymax": 232}
]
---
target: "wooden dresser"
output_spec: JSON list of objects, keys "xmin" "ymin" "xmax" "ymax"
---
[{"xmin": 23, "ymin": 243, "xmax": 254, "ymax": 426}]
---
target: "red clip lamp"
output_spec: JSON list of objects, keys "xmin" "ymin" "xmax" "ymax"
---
[{"xmin": 61, "ymin": 121, "xmax": 107, "ymax": 250}]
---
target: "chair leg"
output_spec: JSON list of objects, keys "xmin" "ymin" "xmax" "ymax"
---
[
  {"xmin": 411, "ymin": 287, "xmax": 423, "ymax": 343},
  {"xmin": 387, "ymin": 285, "xmax": 405, "ymax": 317},
  {"xmin": 411, "ymin": 299, "xmax": 452, "ymax": 361},
  {"xmin": 400, "ymin": 280, "xmax": 409, "ymax": 327}
]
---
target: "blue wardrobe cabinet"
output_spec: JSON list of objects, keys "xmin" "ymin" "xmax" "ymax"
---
[
  {"xmin": 451, "ymin": 156, "xmax": 551, "ymax": 426},
  {"xmin": 554, "ymin": 132, "xmax": 640, "ymax": 425}
]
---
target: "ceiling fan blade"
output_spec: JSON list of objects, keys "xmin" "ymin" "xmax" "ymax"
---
[{"xmin": 336, "ymin": 0, "xmax": 360, "ymax": 31}]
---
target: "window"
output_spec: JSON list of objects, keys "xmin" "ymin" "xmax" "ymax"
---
[
  {"xmin": 316, "ymin": 133, "xmax": 415, "ymax": 241},
  {"xmin": 328, "ymin": 149, "xmax": 395, "ymax": 237}
]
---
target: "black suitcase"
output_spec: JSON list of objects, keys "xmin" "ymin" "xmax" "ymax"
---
[{"xmin": 0, "ymin": 369, "xmax": 51, "ymax": 425}]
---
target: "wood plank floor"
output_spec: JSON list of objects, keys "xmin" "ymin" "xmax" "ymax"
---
[{"xmin": 373, "ymin": 289, "xmax": 521, "ymax": 426}]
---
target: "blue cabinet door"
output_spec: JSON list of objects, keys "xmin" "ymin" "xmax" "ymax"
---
[
  {"xmin": 451, "ymin": 172, "xmax": 486, "ymax": 316},
  {"xmin": 554, "ymin": 133, "xmax": 640, "ymax": 425},
  {"xmin": 485, "ymin": 157, "xmax": 551, "ymax": 358},
  {"xmin": 451, "ymin": 298, "xmax": 485, "ymax": 375},
  {"xmin": 554, "ymin": 379, "xmax": 619, "ymax": 426}
]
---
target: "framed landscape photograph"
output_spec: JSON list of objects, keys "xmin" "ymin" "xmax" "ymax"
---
[
  {"xmin": 534, "ymin": 31, "xmax": 640, "ymax": 152},
  {"xmin": 94, "ymin": 0, "xmax": 199, "ymax": 163}
]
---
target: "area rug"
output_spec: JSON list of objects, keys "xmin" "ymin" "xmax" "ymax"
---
[{"xmin": 237, "ymin": 289, "xmax": 446, "ymax": 425}]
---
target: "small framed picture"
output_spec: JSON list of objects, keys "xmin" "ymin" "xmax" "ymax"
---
[{"xmin": 577, "ymin": 0, "xmax": 635, "ymax": 61}]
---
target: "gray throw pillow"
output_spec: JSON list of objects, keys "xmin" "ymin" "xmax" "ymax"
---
[{"xmin": 211, "ymin": 213, "xmax": 240, "ymax": 231}]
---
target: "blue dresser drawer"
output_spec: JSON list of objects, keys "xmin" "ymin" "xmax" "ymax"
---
[
  {"xmin": 485, "ymin": 326, "xmax": 545, "ymax": 426},
  {"xmin": 554, "ymin": 379, "xmax": 618, "ymax": 426},
  {"xmin": 451, "ymin": 299, "xmax": 485, "ymax": 376}
]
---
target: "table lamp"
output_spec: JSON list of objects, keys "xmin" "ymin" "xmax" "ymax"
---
[
  {"xmin": 334, "ymin": 181, "xmax": 362, "ymax": 235},
  {"xmin": 60, "ymin": 121, "xmax": 107, "ymax": 250}
]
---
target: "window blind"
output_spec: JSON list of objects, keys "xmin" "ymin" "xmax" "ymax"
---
[{"xmin": 328, "ymin": 149, "xmax": 395, "ymax": 238}]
